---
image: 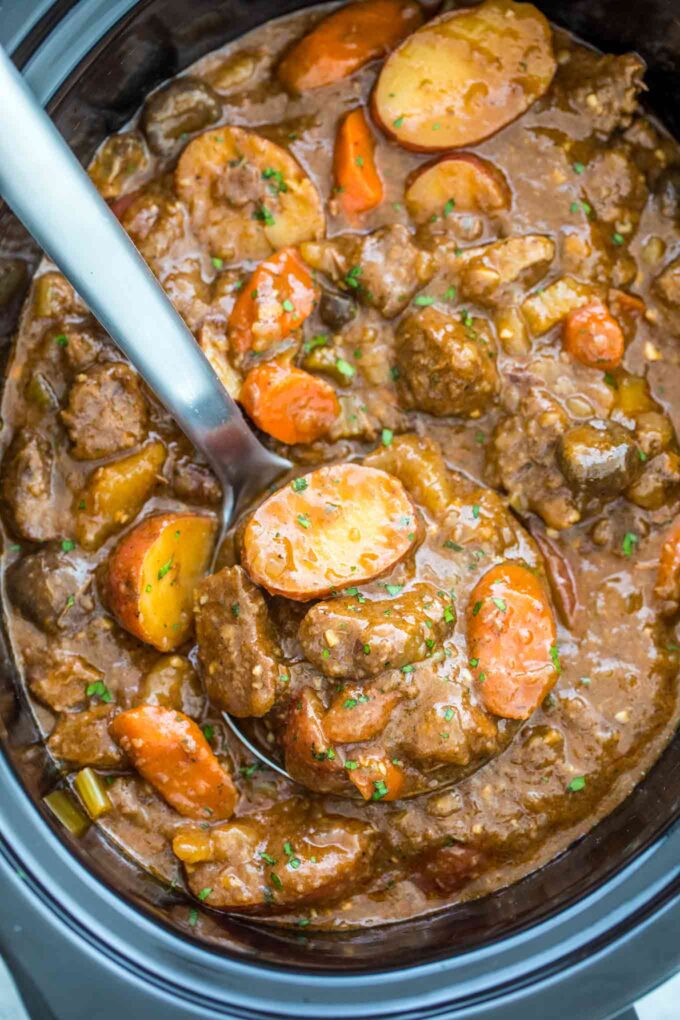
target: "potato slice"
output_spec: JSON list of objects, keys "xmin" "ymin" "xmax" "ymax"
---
[
  {"xmin": 373, "ymin": 0, "xmax": 556, "ymax": 151},
  {"xmin": 242, "ymin": 463, "xmax": 420, "ymax": 601},
  {"xmin": 278, "ymin": 0, "xmax": 423, "ymax": 93},
  {"xmin": 405, "ymin": 154, "xmax": 511, "ymax": 224},
  {"xmin": 175, "ymin": 126, "xmax": 325, "ymax": 262},
  {"xmin": 102, "ymin": 512, "xmax": 217, "ymax": 651},
  {"xmin": 75, "ymin": 441, "xmax": 167, "ymax": 551}
]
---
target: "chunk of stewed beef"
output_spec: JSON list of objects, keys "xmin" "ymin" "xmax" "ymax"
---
[
  {"xmin": 456, "ymin": 235, "xmax": 555, "ymax": 307},
  {"xmin": 141, "ymin": 78, "xmax": 221, "ymax": 156},
  {"xmin": 543, "ymin": 49, "xmax": 645, "ymax": 137},
  {"xmin": 173, "ymin": 799, "xmax": 378, "ymax": 912},
  {"xmin": 27, "ymin": 653, "xmax": 102, "ymax": 712},
  {"xmin": 47, "ymin": 704, "xmax": 126, "ymax": 767},
  {"xmin": 6, "ymin": 548, "xmax": 94, "ymax": 634},
  {"xmin": 1, "ymin": 431, "xmax": 60, "ymax": 542},
  {"xmin": 194, "ymin": 564, "xmax": 283, "ymax": 717},
  {"xmin": 395, "ymin": 306, "xmax": 499, "ymax": 417},
  {"xmin": 300, "ymin": 225, "xmax": 436, "ymax": 319},
  {"xmin": 61, "ymin": 362, "xmax": 148, "ymax": 460},
  {"xmin": 299, "ymin": 583, "xmax": 455, "ymax": 679}
]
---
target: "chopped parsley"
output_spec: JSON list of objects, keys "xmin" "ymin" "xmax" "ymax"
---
[
  {"xmin": 572, "ymin": 161, "xmax": 585, "ymax": 174},
  {"xmin": 401, "ymin": 664, "xmax": 415, "ymax": 674},
  {"xmin": 240, "ymin": 762, "xmax": 262, "ymax": 778},
  {"xmin": 61, "ymin": 539, "xmax": 76, "ymax": 553},
  {"xmin": 444, "ymin": 540, "xmax": 463, "ymax": 552},
  {"xmin": 304, "ymin": 334, "xmax": 329, "ymax": 354},
  {"xmin": 567, "ymin": 775, "xmax": 586, "ymax": 793},
  {"xmin": 443, "ymin": 198, "xmax": 456, "ymax": 217},
  {"xmin": 344, "ymin": 760, "xmax": 359, "ymax": 770},
  {"xmin": 444, "ymin": 286, "xmax": 457, "ymax": 301},
  {"xmin": 469, "ymin": 657, "xmax": 479, "ymax": 668},
  {"xmin": 611, "ymin": 232, "xmax": 625, "ymax": 246},
  {"xmin": 344, "ymin": 265, "xmax": 362, "ymax": 290},
  {"xmin": 472, "ymin": 504, "xmax": 480, "ymax": 519},
  {"xmin": 393, "ymin": 116, "xmax": 405, "ymax": 128},
  {"xmin": 384, "ymin": 583, "xmax": 403, "ymax": 596},
  {"xmin": 197, "ymin": 888, "xmax": 212, "ymax": 901},
  {"xmin": 622, "ymin": 531, "xmax": 638, "ymax": 558},
  {"xmin": 336, "ymin": 357, "xmax": 356, "ymax": 379},
  {"xmin": 550, "ymin": 644, "xmax": 562, "ymax": 674},
  {"xmin": 262, "ymin": 167, "xmax": 288, "ymax": 194},
  {"xmin": 270, "ymin": 873, "xmax": 283, "ymax": 890},
  {"xmin": 202, "ymin": 724, "xmax": 214, "ymax": 742},
  {"xmin": 444, "ymin": 708, "xmax": 454, "ymax": 721},
  {"xmin": 381, "ymin": 428, "xmax": 393, "ymax": 447},
  {"xmin": 414, "ymin": 295, "xmax": 435, "ymax": 307},
  {"xmin": 355, "ymin": 155, "xmax": 364, "ymax": 168},
  {"xmin": 472, "ymin": 600, "xmax": 483, "ymax": 616},
  {"xmin": 281, "ymin": 298, "xmax": 294, "ymax": 313},
  {"xmin": 86, "ymin": 680, "xmax": 112, "ymax": 703},
  {"xmin": 157, "ymin": 556, "xmax": 174, "ymax": 580},
  {"xmin": 444, "ymin": 605, "xmax": 455, "ymax": 623},
  {"xmin": 372, "ymin": 780, "xmax": 389, "ymax": 800},
  {"xmin": 211, "ymin": 256, "xmax": 224, "ymax": 270},
  {"xmin": 54, "ymin": 333, "xmax": 69, "ymax": 347},
  {"xmin": 292, "ymin": 477, "xmax": 308, "ymax": 492},
  {"xmin": 260, "ymin": 852, "xmax": 277, "ymax": 865},
  {"xmin": 230, "ymin": 602, "xmax": 240, "ymax": 618},
  {"xmin": 491, "ymin": 597, "xmax": 507, "ymax": 613},
  {"xmin": 65, "ymin": 595, "xmax": 75, "ymax": 610},
  {"xmin": 297, "ymin": 513, "xmax": 311, "ymax": 529},
  {"xmin": 188, "ymin": 908, "xmax": 199, "ymax": 927},
  {"xmin": 252, "ymin": 204, "xmax": 275, "ymax": 226},
  {"xmin": 363, "ymin": 644, "xmax": 371, "ymax": 655}
]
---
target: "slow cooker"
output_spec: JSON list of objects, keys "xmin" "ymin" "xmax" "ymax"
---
[{"xmin": 1, "ymin": 1, "xmax": 680, "ymax": 1017}]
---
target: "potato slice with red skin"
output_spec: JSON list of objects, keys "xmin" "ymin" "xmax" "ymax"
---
[
  {"xmin": 405, "ymin": 153, "xmax": 511, "ymax": 225},
  {"xmin": 242, "ymin": 463, "xmax": 420, "ymax": 601},
  {"xmin": 467, "ymin": 561, "xmax": 558, "ymax": 720},
  {"xmin": 278, "ymin": 0, "xmax": 423, "ymax": 93},
  {"xmin": 110, "ymin": 705, "xmax": 236, "ymax": 820},
  {"xmin": 102, "ymin": 512, "xmax": 217, "ymax": 651},
  {"xmin": 175, "ymin": 126, "xmax": 325, "ymax": 262},
  {"xmin": 373, "ymin": 0, "xmax": 556, "ymax": 152}
]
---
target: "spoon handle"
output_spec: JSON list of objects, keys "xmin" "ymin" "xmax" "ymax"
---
[{"xmin": 0, "ymin": 48, "xmax": 288, "ymax": 511}]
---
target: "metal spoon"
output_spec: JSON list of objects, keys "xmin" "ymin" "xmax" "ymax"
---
[{"xmin": 0, "ymin": 47, "xmax": 291, "ymax": 778}]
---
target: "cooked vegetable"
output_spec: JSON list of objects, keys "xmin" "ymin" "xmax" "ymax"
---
[
  {"xmin": 44, "ymin": 788, "xmax": 90, "ymax": 837},
  {"xmin": 137, "ymin": 654, "xmax": 203, "ymax": 718},
  {"xmin": 240, "ymin": 360, "xmax": 340, "ymax": 445},
  {"xmin": 109, "ymin": 705, "xmax": 237, "ymax": 820},
  {"xmin": 521, "ymin": 276, "xmax": 594, "ymax": 336},
  {"xmin": 175, "ymin": 126, "xmax": 325, "ymax": 262},
  {"xmin": 467, "ymin": 561, "xmax": 558, "ymax": 719},
  {"xmin": 141, "ymin": 78, "xmax": 221, "ymax": 156},
  {"xmin": 278, "ymin": 0, "xmax": 423, "ymax": 92},
  {"xmin": 563, "ymin": 300, "xmax": 625, "ymax": 371},
  {"xmin": 74, "ymin": 767, "xmax": 113, "ymax": 820},
  {"xmin": 404, "ymin": 153, "xmax": 510, "ymax": 224},
  {"xmin": 75, "ymin": 441, "xmax": 167, "ymax": 551},
  {"xmin": 242, "ymin": 463, "xmax": 420, "ymax": 600},
  {"xmin": 372, "ymin": 0, "xmax": 556, "ymax": 151},
  {"xmin": 333, "ymin": 108, "xmax": 383, "ymax": 218},
  {"xmin": 347, "ymin": 753, "xmax": 406, "ymax": 801},
  {"xmin": 228, "ymin": 248, "xmax": 316, "ymax": 356},
  {"xmin": 89, "ymin": 131, "xmax": 149, "ymax": 199},
  {"xmin": 101, "ymin": 512, "xmax": 217, "ymax": 651}
]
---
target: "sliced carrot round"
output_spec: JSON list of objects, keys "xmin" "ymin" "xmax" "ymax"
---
[
  {"xmin": 278, "ymin": 0, "xmax": 423, "ymax": 93},
  {"xmin": 109, "ymin": 705, "xmax": 237, "ymax": 820},
  {"xmin": 373, "ymin": 0, "xmax": 556, "ymax": 151},
  {"xmin": 228, "ymin": 247, "xmax": 316, "ymax": 356},
  {"xmin": 404, "ymin": 153, "xmax": 511, "ymax": 224},
  {"xmin": 242, "ymin": 463, "xmax": 420, "ymax": 600},
  {"xmin": 240, "ymin": 360, "xmax": 340, "ymax": 445},
  {"xmin": 467, "ymin": 561, "xmax": 558, "ymax": 720},
  {"xmin": 563, "ymin": 300, "xmax": 625, "ymax": 372},
  {"xmin": 333, "ymin": 108, "xmax": 383, "ymax": 219}
]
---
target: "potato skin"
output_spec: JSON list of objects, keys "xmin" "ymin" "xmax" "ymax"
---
[
  {"xmin": 101, "ymin": 512, "xmax": 217, "ymax": 651},
  {"xmin": 405, "ymin": 153, "xmax": 511, "ymax": 224}
]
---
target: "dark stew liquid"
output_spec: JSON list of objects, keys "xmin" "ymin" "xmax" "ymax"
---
[{"xmin": 3, "ymin": 0, "xmax": 680, "ymax": 932}]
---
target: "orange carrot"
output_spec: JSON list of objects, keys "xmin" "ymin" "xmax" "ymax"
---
[
  {"xmin": 240, "ymin": 360, "xmax": 340, "ymax": 445},
  {"xmin": 467, "ymin": 561, "xmax": 558, "ymax": 720},
  {"xmin": 563, "ymin": 300, "xmax": 624, "ymax": 372},
  {"xmin": 278, "ymin": 0, "xmax": 423, "ymax": 93},
  {"xmin": 109, "ymin": 705, "xmax": 237, "ymax": 820},
  {"xmin": 655, "ymin": 517, "xmax": 680, "ymax": 605},
  {"xmin": 333, "ymin": 108, "xmax": 383, "ymax": 218},
  {"xmin": 228, "ymin": 247, "xmax": 316, "ymax": 357}
]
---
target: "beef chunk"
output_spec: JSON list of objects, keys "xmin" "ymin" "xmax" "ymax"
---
[
  {"xmin": 300, "ymin": 226, "xmax": 436, "ymax": 318},
  {"xmin": 557, "ymin": 420, "xmax": 640, "ymax": 499},
  {"xmin": 585, "ymin": 147, "xmax": 647, "ymax": 224},
  {"xmin": 172, "ymin": 799, "xmax": 378, "ymax": 912},
  {"xmin": 194, "ymin": 564, "xmax": 283, "ymax": 717},
  {"xmin": 172, "ymin": 456, "xmax": 222, "ymax": 506},
  {"xmin": 545, "ymin": 49, "xmax": 645, "ymax": 137},
  {"xmin": 119, "ymin": 179, "xmax": 186, "ymax": 265},
  {"xmin": 653, "ymin": 256, "xmax": 680, "ymax": 308},
  {"xmin": 457, "ymin": 235, "xmax": 555, "ymax": 307},
  {"xmin": 48, "ymin": 704, "xmax": 125, "ymax": 767},
  {"xmin": 61, "ymin": 362, "xmax": 148, "ymax": 460},
  {"xmin": 488, "ymin": 391, "xmax": 581, "ymax": 530},
  {"xmin": 141, "ymin": 78, "xmax": 221, "ymax": 156},
  {"xmin": 7, "ymin": 548, "xmax": 94, "ymax": 634},
  {"xmin": 218, "ymin": 159, "xmax": 267, "ymax": 207},
  {"xmin": 414, "ymin": 841, "xmax": 488, "ymax": 895},
  {"xmin": 28, "ymin": 653, "xmax": 102, "ymax": 712},
  {"xmin": 1, "ymin": 431, "xmax": 60, "ymax": 542},
  {"xmin": 299, "ymin": 583, "xmax": 454, "ymax": 679},
  {"xmin": 395, "ymin": 306, "xmax": 499, "ymax": 417}
]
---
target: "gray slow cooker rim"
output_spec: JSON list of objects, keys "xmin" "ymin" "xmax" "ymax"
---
[{"xmin": 1, "ymin": 1, "xmax": 680, "ymax": 1017}]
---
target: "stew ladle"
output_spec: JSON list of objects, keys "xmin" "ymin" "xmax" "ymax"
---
[{"xmin": 0, "ymin": 47, "xmax": 292, "ymax": 778}]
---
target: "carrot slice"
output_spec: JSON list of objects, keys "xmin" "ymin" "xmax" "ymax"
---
[
  {"xmin": 109, "ymin": 705, "xmax": 237, "ymax": 820},
  {"xmin": 228, "ymin": 247, "xmax": 316, "ymax": 356},
  {"xmin": 563, "ymin": 300, "xmax": 625, "ymax": 372},
  {"xmin": 333, "ymin": 109, "xmax": 383, "ymax": 218},
  {"xmin": 348, "ymin": 752, "xmax": 405, "ymax": 801},
  {"xmin": 278, "ymin": 0, "xmax": 423, "ymax": 93},
  {"xmin": 240, "ymin": 360, "xmax": 340, "ymax": 445},
  {"xmin": 467, "ymin": 561, "xmax": 558, "ymax": 720},
  {"xmin": 655, "ymin": 517, "xmax": 680, "ymax": 606},
  {"xmin": 242, "ymin": 462, "xmax": 419, "ymax": 601}
]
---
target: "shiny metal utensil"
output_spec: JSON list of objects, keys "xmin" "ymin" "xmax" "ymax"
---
[{"xmin": 0, "ymin": 47, "xmax": 291, "ymax": 777}]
